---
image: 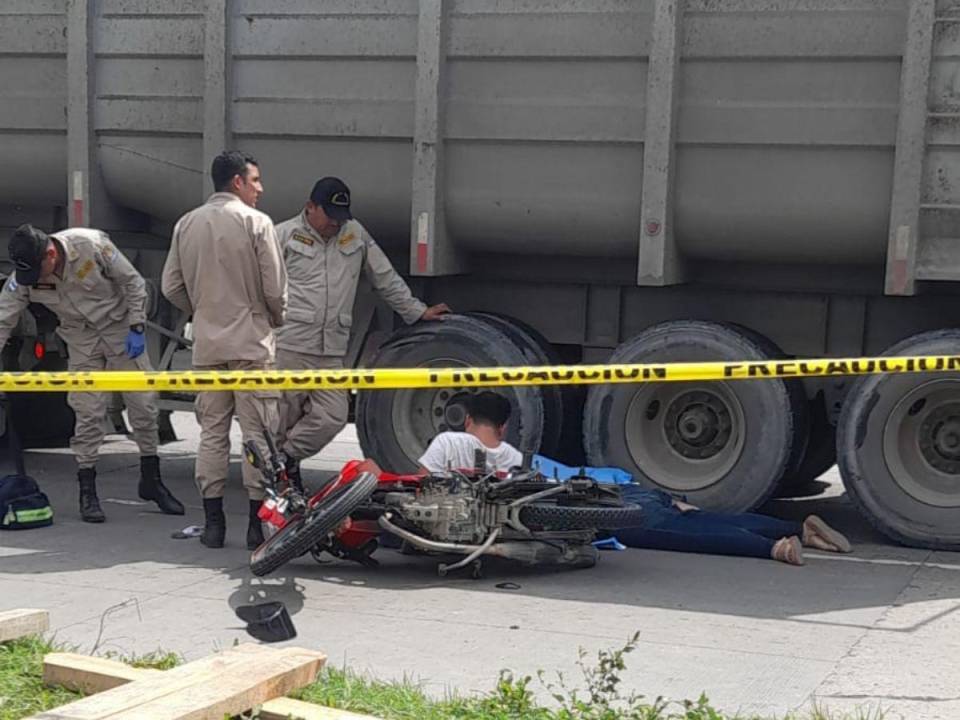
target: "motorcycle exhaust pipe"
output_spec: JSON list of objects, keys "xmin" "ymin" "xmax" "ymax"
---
[
  {"xmin": 378, "ymin": 514, "xmax": 596, "ymax": 569},
  {"xmin": 378, "ymin": 513, "xmax": 490, "ymax": 555}
]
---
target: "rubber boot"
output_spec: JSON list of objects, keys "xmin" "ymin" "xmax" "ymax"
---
[
  {"xmin": 284, "ymin": 455, "xmax": 305, "ymax": 494},
  {"xmin": 200, "ymin": 497, "xmax": 226, "ymax": 548},
  {"xmin": 247, "ymin": 499, "xmax": 265, "ymax": 551},
  {"xmin": 138, "ymin": 455, "xmax": 185, "ymax": 515},
  {"xmin": 78, "ymin": 467, "xmax": 105, "ymax": 523}
]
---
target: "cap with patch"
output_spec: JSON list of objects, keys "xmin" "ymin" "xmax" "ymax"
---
[
  {"xmin": 309, "ymin": 177, "xmax": 352, "ymax": 222},
  {"xmin": 8, "ymin": 224, "xmax": 49, "ymax": 286}
]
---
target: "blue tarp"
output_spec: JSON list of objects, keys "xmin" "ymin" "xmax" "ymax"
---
[{"xmin": 532, "ymin": 454, "xmax": 633, "ymax": 485}]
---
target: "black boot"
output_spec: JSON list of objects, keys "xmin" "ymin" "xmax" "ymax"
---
[
  {"xmin": 247, "ymin": 499, "xmax": 265, "ymax": 550},
  {"xmin": 78, "ymin": 467, "xmax": 105, "ymax": 523},
  {"xmin": 200, "ymin": 497, "xmax": 226, "ymax": 548},
  {"xmin": 284, "ymin": 455, "xmax": 304, "ymax": 494},
  {"xmin": 138, "ymin": 456, "xmax": 185, "ymax": 515}
]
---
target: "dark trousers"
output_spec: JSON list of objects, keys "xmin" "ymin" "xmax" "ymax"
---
[{"xmin": 615, "ymin": 508, "xmax": 803, "ymax": 559}]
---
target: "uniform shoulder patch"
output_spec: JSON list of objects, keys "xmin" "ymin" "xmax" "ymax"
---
[
  {"xmin": 76, "ymin": 258, "xmax": 96, "ymax": 280},
  {"xmin": 5, "ymin": 276, "xmax": 17, "ymax": 292},
  {"xmin": 291, "ymin": 231, "xmax": 315, "ymax": 247},
  {"xmin": 100, "ymin": 243, "xmax": 119, "ymax": 264}
]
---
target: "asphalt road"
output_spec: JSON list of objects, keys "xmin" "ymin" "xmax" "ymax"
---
[{"xmin": 1, "ymin": 414, "xmax": 957, "ymax": 719}]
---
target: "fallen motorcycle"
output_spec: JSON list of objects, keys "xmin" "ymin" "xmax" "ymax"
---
[{"xmin": 244, "ymin": 436, "xmax": 644, "ymax": 578}]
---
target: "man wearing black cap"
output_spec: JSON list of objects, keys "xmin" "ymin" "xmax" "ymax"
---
[
  {"xmin": 274, "ymin": 177, "xmax": 449, "ymax": 487},
  {"xmin": 0, "ymin": 224, "xmax": 184, "ymax": 522}
]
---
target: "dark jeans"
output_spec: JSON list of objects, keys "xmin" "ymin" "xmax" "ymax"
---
[{"xmin": 611, "ymin": 486, "xmax": 803, "ymax": 560}]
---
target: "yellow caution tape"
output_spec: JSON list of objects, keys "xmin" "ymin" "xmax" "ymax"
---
[{"xmin": 0, "ymin": 355, "xmax": 957, "ymax": 392}]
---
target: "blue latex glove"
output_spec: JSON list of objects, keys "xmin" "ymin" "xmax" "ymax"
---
[
  {"xmin": 593, "ymin": 536, "xmax": 627, "ymax": 551},
  {"xmin": 125, "ymin": 329, "xmax": 145, "ymax": 359}
]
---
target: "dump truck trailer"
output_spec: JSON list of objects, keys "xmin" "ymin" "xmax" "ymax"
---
[{"xmin": 1, "ymin": 0, "xmax": 959, "ymax": 548}]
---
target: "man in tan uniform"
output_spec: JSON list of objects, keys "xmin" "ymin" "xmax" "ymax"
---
[
  {"xmin": 0, "ymin": 224, "xmax": 184, "ymax": 522},
  {"xmin": 276, "ymin": 177, "xmax": 449, "ymax": 488},
  {"xmin": 161, "ymin": 150, "xmax": 287, "ymax": 550}
]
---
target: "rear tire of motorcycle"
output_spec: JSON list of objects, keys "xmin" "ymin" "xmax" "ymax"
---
[
  {"xmin": 249, "ymin": 473, "xmax": 378, "ymax": 577},
  {"xmin": 518, "ymin": 502, "xmax": 645, "ymax": 532}
]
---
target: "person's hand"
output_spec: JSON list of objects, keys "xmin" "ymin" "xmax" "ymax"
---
[
  {"xmin": 672, "ymin": 499, "xmax": 699, "ymax": 512},
  {"xmin": 420, "ymin": 303, "xmax": 451, "ymax": 321},
  {"xmin": 125, "ymin": 329, "xmax": 145, "ymax": 359}
]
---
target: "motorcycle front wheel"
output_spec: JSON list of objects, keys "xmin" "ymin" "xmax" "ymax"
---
[
  {"xmin": 250, "ymin": 473, "xmax": 378, "ymax": 577},
  {"xmin": 518, "ymin": 502, "xmax": 644, "ymax": 532}
]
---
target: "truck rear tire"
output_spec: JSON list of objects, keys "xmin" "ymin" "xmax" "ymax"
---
[
  {"xmin": 2, "ymin": 341, "xmax": 75, "ymax": 449},
  {"xmin": 721, "ymin": 323, "xmax": 811, "ymax": 495},
  {"xmin": 837, "ymin": 329, "xmax": 960, "ymax": 549},
  {"xmin": 356, "ymin": 315, "xmax": 545, "ymax": 472},
  {"xmin": 583, "ymin": 321, "xmax": 796, "ymax": 512},
  {"xmin": 777, "ymin": 392, "xmax": 837, "ymax": 496},
  {"xmin": 467, "ymin": 312, "xmax": 564, "ymax": 460}
]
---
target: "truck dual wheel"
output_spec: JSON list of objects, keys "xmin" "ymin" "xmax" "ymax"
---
[
  {"xmin": 719, "ymin": 323, "xmax": 813, "ymax": 497},
  {"xmin": 583, "ymin": 321, "xmax": 797, "ymax": 512},
  {"xmin": 777, "ymin": 392, "xmax": 837, "ymax": 495},
  {"xmin": 356, "ymin": 315, "xmax": 545, "ymax": 473},
  {"xmin": 838, "ymin": 329, "xmax": 960, "ymax": 549}
]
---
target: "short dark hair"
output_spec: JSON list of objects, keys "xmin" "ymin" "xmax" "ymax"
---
[
  {"xmin": 211, "ymin": 151, "xmax": 258, "ymax": 192},
  {"xmin": 465, "ymin": 392, "xmax": 512, "ymax": 428}
]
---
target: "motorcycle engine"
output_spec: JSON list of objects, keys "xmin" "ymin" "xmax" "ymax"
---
[{"xmin": 386, "ymin": 474, "xmax": 485, "ymax": 543}]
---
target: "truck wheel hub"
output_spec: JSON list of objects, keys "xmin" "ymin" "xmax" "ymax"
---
[
  {"xmin": 665, "ymin": 392, "xmax": 732, "ymax": 460},
  {"xmin": 920, "ymin": 405, "xmax": 960, "ymax": 473},
  {"xmin": 883, "ymin": 381, "xmax": 960, "ymax": 508}
]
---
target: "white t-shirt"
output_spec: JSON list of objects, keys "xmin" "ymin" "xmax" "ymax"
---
[{"xmin": 418, "ymin": 432, "xmax": 524, "ymax": 474}]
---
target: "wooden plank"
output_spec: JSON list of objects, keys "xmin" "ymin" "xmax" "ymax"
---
[
  {"xmin": 42, "ymin": 652, "xmax": 377, "ymax": 720},
  {"xmin": 29, "ymin": 644, "xmax": 326, "ymax": 720},
  {"xmin": 0, "ymin": 608, "xmax": 50, "ymax": 642},
  {"xmin": 33, "ymin": 645, "xmax": 265, "ymax": 719},
  {"xmin": 259, "ymin": 697, "xmax": 380, "ymax": 720},
  {"xmin": 43, "ymin": 653, "xmax": 161, "ymax": 694}
]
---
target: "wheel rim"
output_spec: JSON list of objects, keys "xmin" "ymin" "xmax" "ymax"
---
[
  {"xmin": 391, "ymin": 357, "xmax": 479, "ymax": 463},
  {"xmin": 624, "ymin": 383, "xmax": 746, "ymax": 492},
  {"xmin": 883, "ymin": 379, "xmax": 960, "ymax": 507}
]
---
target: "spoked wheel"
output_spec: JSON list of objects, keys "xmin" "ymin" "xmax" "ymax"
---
[
  {"xmin": 584, "ymin": 321, "xmax": 797, "ymax": 511},
  {"xmin": 838, "ymin": 330, "xmax": 960, "ymax": 549},
  {"xmin": 250, "ymin": 473, "xmax": 378, "ymax": 577}
]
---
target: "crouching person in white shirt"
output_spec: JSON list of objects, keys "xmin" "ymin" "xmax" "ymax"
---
[
  {"xmin": 417, "ymin": 392, "xmax": 523, "ymax": 474},
  {"xmin": 359, "ymin": 391, "xmax": 523, "ymax": 477}
]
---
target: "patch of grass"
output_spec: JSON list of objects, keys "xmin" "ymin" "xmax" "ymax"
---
[
  {"xmin": 806, "ymin": 707, "xmax": 886, "ymax": 720},
  {"xmin": 0, "ymin": 636, "xmax": 79, "ymax": 720},
  {"xmin": 295, "ymin": 633, "xmax": 886, "ymax": 720},
  {"xmin": 0, "ymin": 635, "xmax": 884, "ymax": 720},
  {"xmin": 109, "ymin": 649, "xmax": 182, "ymax": 671}
]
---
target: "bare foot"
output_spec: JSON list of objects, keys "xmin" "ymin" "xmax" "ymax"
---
[
  {"xmin": 771, "ymin": 536, "xmax": 805, "ymax": 565},
  {"xmin": 802, "ymin": 515, "xmax": 852, "ymax": 553}
]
